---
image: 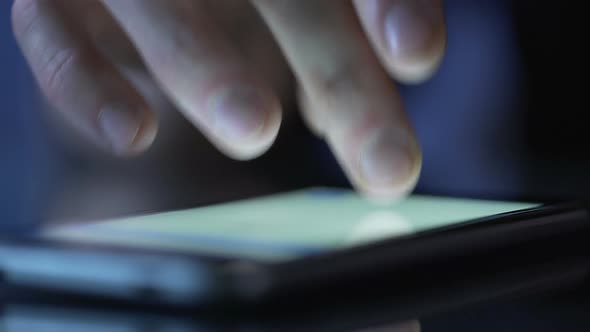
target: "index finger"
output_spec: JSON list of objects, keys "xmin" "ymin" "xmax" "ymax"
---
[{"xmin": 252, "ymin": 0, "xmax": 421, "ymax": 199}]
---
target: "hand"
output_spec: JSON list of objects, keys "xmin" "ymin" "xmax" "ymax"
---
[{"xmin": 12, "ymin": 0, "xmax": 446, "ymax": 199}]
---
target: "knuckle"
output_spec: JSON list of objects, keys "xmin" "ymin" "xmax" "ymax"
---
[
  {"xmin": 311, "ymin": 63, "xmax": 366, "ymax": 98},
  {"xmin": 11, "ymin": 0, "xmax": 41, "ymax": 40},
  {"xmin": 12, "ymin": 0, "xmax": 84, "ymax": 106},
  {"xmin": 39, "ymin": 47, "xmax": 80, "ymax": 104}
]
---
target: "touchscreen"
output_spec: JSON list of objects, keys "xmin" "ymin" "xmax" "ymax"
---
[{"xmin": 42, "ymin": 188, "xmax": 537, "ymax": 262}]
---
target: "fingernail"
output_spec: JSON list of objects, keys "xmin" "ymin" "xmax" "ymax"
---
[
  {"xmin": 98, "ymin": 105, "xmax": 141, "ymax": 154},
  {"xmin": 211, "ymin": 87, "xmax": 268, "ymax": 141},
  {"xmin": 360, "ymin": 128, "xmax": 418, "ymax": 189},
  {"xmin": 385, "ymin": 0, "xmax": 439, "ymax": 58}
]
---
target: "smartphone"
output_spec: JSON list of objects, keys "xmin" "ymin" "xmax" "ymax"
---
[{"xmin": 0, "ymin": 187, "xmax": 588, "ymax": 310}]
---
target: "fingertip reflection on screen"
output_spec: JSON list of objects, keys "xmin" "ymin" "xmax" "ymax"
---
[{"xmin": 347, "ymin": 210, "xmax": 414, "ymax": 246}]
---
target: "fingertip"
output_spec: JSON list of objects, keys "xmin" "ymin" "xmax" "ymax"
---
[
  {"xmin": 386, "ymin": 41, "xmax": 446, "ymax": 84},
  {"xmin": 98, "ymin": 104, "xmax": 158, "ymax": 157},
  {"xmin": 354, "ymin": 0, "xmax": 446, "ymax": 84},
  {"xmin": 207, "ymin": 88, "xmax": 282, "ymax": 160},
  {"xmin": 127, "ymin": 107, "xmax": 159, "ymax": 156},
  {"xmin": 356, "ymin": 130, "xmax": 422, "ymax": 201},
  {"xmin": 382, "ymin": 0, "xmax": 446, "ymax": 84},
  {"xmin": 360, "ymin": 157, "xmax": 421, "ymax": 203}
]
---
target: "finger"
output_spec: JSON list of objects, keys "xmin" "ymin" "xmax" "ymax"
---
[
  {"xmin": 59, "ymin": 0, "xmax": 146, "ymax": 72},
  {"xmin": 12, "ymin": 0, "xmax": 156, "ymax": 156},
  {"xmin": 252, "ymin": 0, "xmax": 421, "ymax": 199},
  {"xmin": 101, "ymin": 0, "xmax": 281, "ymax": 160},
  {"xmin": 297, "ymin": 88, "xmax": 326, "ymax": 138},
  {"xmin": 354, "ymin": 0, "xmax": 446, "ymax": 83},
  {"xmin": 57, "ymin": 1, "xmax": 170, "ymax": 125}
]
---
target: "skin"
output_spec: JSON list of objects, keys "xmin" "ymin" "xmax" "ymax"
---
[{"xmin": 11, "ymin": 0, "xmax": 446, "ymax": 200}]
